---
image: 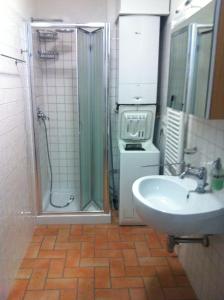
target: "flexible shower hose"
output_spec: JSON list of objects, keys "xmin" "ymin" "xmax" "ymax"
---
[{"xmin": 42, "ymin": 118, "xmax": 74, "ymax": 208}]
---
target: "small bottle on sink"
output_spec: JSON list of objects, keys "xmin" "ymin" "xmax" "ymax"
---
[{"xmin": 211, "ymin": 158, "xmax": 224, "ymax": 191}]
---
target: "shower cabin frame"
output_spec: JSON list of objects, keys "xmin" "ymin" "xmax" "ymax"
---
[{"xmin": 28, "ymin": 22, "xmax": 110, "ymax": 220}]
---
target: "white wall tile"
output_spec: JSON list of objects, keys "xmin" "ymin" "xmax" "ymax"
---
[
  {"xmin": 32, "ymin": 29, "xmax": 80, "ymax": 203},
  {"xmin": 0, "ymin": 4, "xmax": 36, "ymax": 299},
  {"xmin": 178, "ymin": 115, "xmax": 224, "ymax": 300}
]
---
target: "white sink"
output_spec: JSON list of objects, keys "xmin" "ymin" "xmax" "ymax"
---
[{"xmin": 132, "ymin": 175, "xmax": 224, "ymax": 235}]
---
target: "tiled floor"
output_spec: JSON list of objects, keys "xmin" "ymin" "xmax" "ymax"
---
[{"xmin": 8, "ymin": 213, "xmax": 197, "ymax": 300}]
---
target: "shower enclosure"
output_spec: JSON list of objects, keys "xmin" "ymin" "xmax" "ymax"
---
[{"xmin": 29, "ymin": 23, "xmax": 110, "ymax": 217}]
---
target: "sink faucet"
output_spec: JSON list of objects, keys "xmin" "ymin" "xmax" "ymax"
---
[{"xmin": 180, "ymin": 166, "xmax": 209, "ymax": 194}]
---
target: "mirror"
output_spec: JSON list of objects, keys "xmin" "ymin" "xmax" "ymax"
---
[{"xmin": 167, "ymin": 0, "xmax": 217, "ymax": 118}]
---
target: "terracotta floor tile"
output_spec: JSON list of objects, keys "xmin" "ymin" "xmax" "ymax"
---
[
  {"xmin": 95, "ymin": 224, "xmax": 118, "ymax": 229},
  {"xmin": 45, "ymin": 278, "xmax": 77, "ymax": 289},
  {"xmin": 95, "ymin": 249, "xmax": 122, "ymax": 258},
  {"xmin": 78, "ymin": 278, "xmax": 94, "ymax": 300},
  {"xmin": 139, "ymin": 257, "xmax": 168, "ymax": 266},
  {"xmin": 69, "ymin": 235, "xmax": 95, "ymax": 242},
  {"xmin": 167, "ymin": 257, "xmax": 186, "ymax": 275},
  {"xmin": 83, "ymin": 225, "xmax": 96, "ymax": 235},
  {"xmin": 135, "ymin": 241, "xmax": 151, "ymax": 257},
  {"xmin": 8, "ymin": 280, "xmax": 28, "ymax": 300},
  {"xmin": 174, "ymin": 275, "xmax": 191, "ymax": 287},
  {"xmin": 64, "ymin": 267, "xmax": 94, "ymax": 278},
  {"xmin": 111, "ymin": 277, "xmax": 144, "ymax": 288},
  {"xmin": 65, "ymin": 249, "xmax": 80, "ymax": 268},
  {"xmin": 95, "ymin": 267, "xmax": 110, "ymax": 288},
  {"xmin": 71, "ymin": 225, "xmax": 83, "ymax": 235},
  {"xmin": 119, "ymin": 226, "xmax": 134, "ymax": 234},
  {"xmin": 95, "ymin": 228, "xmax": 108, "ymax": 237},
  {"xmin": 34, "ymin": 227, "xmax": 58, "ymax": 236},
  {"xmin": 129, "ymin": 227, "xmax": 153, "ymax": 235},
  {"xmin": 156, "ymin": 266, "xmax": 176, "ymax": 288},
  {"xmin": 48, "ymin": 259, "xmax": 65, "ymax": 278},
  {"xmin": 25, "ymin": 243, "xmax": 41, "ymax": 258},
  {"xmin": 38, "ymin": 250, "xmax": 66, "ymax": 259},
  {"xmin": 23, "ymin": 290, "xmax": 60, "ymax": 300},
  {"xmin": 157, "ymin": 232, "xmax": 168, "ymax": 246},
  {"xmin": 57, "ymin": 228, "xmax": 70, "ymax": 242},
  {"xmin": 144, "ymin": 277, "xmax": 165, "ymax": 300},
  {"xmin": 122, "ymin": 249, "xmax": 138, "ymax": 266},
  {"xmin": 81, "ymin": 242, "xmax": 95, "ymax": 257},
  {"xmin": 110, "ymin": 258, "xmax": 125, "ymax": 277},
  {"xmin": 95, "ymin": 235, "xmax": 108, "ymax": 243},
  {"xmin": 95, "ymin": 289, "xmax": 130, "ymax": 300},
  {"xmin": 129, "ymin": 288, "xmax": 148, "ymax": 300},
  {"xmin": 32, "ymin": 235, "xmax": 44, "ymax": 243},
  {"xmin": 16, "ymin": 269, "xmax": 32, "ymax": 279},
  {"xmin": 54, "ymin": 242, "xmax": 80, "ymax": 250},
  {"xmin": 95, "ymin": 240, "xmax": 109, "ymax": 249},
  {"xmin": 41, "ymin": 236, "xmax": 56, "ymax": 250},
  {"xmin": 27, "ymin": 268, "xmax": 48, "ymax": 290},
  {"xmin": 21, "ymin": 258, "xmax": 50, "ymax": 269},
  {"xmin": 120, "ymin": 233, "xmax": 146, "ymax": 242},
  {"xmin": 146, "ymin": 232, "xmax": 162, "ymax": 249},
  {"xmin": 125, "ymin": 266, "xmax": 156, "ymax": 277},
  {"xmin": 48, "ymin": 224, "xmax": 71, "ymax": 229},
  {"xmin": 36, "ymin": 225, "xmax": 47, "ymax": 228},
  {"xmin": 108, "ymin": 241, "xmax": 134, "ymax": 250},
  {"xmin": 107, "ymin": 229, "xmax": 120, "ymax": 241},
  {"xmin": 151, "ymin": 248, "xmax": 171, "ymax": 257},
  {"xmin": 9, "ymin": 223, "xmax": 197, "ymax": 300},
  {"xmin": 60, "ymin": 289, "xmax": 77, "ymax": 300},
  {"xmin": 80, "ymin": 257, "xmax": 109, "ymax": 267},
  {"xmin": 163, "ymin": 287, "xmax": 197, "ymax": 299}
]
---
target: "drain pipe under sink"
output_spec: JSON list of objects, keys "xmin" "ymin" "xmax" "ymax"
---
[{"xmin": 167, "ymin": 235, "xmax": 210, "ymax": 253}]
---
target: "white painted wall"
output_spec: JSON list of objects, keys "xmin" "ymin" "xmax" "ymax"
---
[
  {"xmin": 32, "ymin": 0, "xmax": 108, "ymax": 22},
  {"xmin": 2, "ymin": 0, "xmax": 33, "ymax": 18}
]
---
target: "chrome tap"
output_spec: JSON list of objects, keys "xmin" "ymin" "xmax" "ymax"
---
[
  {"xmin": 180, "ymin": 166, "xmax": 209, "ymax": 194},
  {"xmin": 37, "ymin": 108, "xmax": 49, "ymax": 121}
]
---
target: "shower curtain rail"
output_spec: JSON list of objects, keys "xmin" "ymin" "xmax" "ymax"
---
[
  {"xmin": 0, "ymin": 53, "xmax": 26, "ymax": 64},
  {"xmin": 31, "ymin": 22, "xmax": 106, "ymax": 29}
]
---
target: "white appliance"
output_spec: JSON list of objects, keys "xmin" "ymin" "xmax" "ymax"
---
[
  {"xmin": 118, "ymin": 105, "xmax": 160, "ymax": 225},
  {"xmin": 118, "ymin": 16, "xmax": 160, "ymax": 105},
  {"xmin": 119, "ymin": 0, "xmax": 170, "ymax": 15}
]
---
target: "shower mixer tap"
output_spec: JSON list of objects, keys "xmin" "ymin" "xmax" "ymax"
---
[{"xmin": 37, "ymin": 108, "xmax": 49, "ymax": 121}]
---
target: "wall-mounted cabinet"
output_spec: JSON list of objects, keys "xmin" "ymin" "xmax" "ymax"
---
[
  {"xmin": 119, "ymin": 0, "xmax": 170, "ymax": 16},
  {"xmin": 118, "ymin": 16, "xmax": 160, "ymax": 104},
  {"xmin": 209, "ymin": 0, "xmax": 224, "ymax": 119}
]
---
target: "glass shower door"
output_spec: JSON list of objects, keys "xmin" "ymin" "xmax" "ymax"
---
[{"xmin": 77, "ymin": 27, "xmax": 106, "ymax": 211}]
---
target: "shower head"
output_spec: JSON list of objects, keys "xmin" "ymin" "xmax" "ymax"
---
[{"xmin": 56, "ymin": 28, "xmax": 74, "ymax": 33}]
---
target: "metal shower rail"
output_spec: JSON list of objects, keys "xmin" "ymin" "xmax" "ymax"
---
[{"xmin": 31, "ymin": 22, "xmax": 106, "ymax": 29}]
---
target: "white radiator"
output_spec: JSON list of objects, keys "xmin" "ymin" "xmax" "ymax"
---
[{"xmin": 164, "ymin": 108, "xmax": 186, "ymax": 175}]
